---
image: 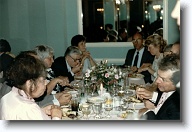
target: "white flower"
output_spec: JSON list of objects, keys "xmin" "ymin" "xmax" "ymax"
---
[
  {"xmin": 115, "ymin": 74, "xmax": 119, "ymax": 79},
  {"xmin": 85, "ymin": 72, "xmax": 90, "ymax": 78},
  {"xmin": 105, "ymin": 73, "xmax": 109, "ymax": 78}
]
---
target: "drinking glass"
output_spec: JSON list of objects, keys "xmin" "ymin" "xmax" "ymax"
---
[
  {"xmin": 81, "ymin": 103, "xmax": 91, "ymax": 120},
  {"xmin": 120, "ymin": 99, "xmax": 129, "ymax": 111},
  {"xmin": 93, "ymin": 102, "xmax": 102, "ymax": 119},
  {"xmin": 104, "ymin": 98, "xmax": 113, "ymax": 119}
]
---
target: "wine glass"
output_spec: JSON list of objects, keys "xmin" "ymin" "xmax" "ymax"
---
[
  {"xmin": 117, "ymin": 87, "xmax": 125, "ymax": 101},
  {"xmin": 120, "ymin": 98, "xmax": 129, "ymax": 111},
  {"xmin": 93, "ymin": 102, "xmax": 102, "ymax": 119},
  {"xmin": 104, "ymin": 98, "xmax": 113, "ymax": 119},
  {"xmin": 81, "ymin": 103, "xmax": 91, "ymax": 120}
]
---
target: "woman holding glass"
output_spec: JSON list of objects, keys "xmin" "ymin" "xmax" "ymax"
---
[{"xmin": 0, "ymin": 54, "xmax": 62, "ymax": 120}]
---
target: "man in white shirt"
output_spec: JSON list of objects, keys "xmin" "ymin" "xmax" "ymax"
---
[
  {"xmin": 137, "ymin": 54, "xmax": 180, "ymax": 120},
  {"xmin": 123, "ymin": 32, "xmax": 154, "ymax": 83}
]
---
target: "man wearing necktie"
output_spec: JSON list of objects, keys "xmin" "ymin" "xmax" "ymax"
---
[
  {"xmin": 122, "ymin": 32, "xmax": 154, "ymax": 83},
  {"xmin": 138, "ymin": 54, "xmax": 180, "ymax": 120}
]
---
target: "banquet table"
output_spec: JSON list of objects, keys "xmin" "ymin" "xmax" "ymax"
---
[
  {"xmin": 61, "ymin": 101, "xmax": 145, "ymax": 120},
  {"xmin": 61, "ymin": 76, "xmax": 146, "ymax": 120}
]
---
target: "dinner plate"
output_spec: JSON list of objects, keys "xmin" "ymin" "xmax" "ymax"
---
[
  {"xmin": 68, "ymin": 91, "xmax": 78, "ymax": 94},
  {"xmin": 129, "ymin": 103, "xmax": 145, "ymax": 110},
  {"xmin": 61, "ymin": 105, "xmax": 70, "ymax": 108},
  {"xmin": 129, "ymin": 73, "xmax": 144, "ymax": 79},
  {"xmin": 87, "ymin": 96, "xmax": 105, "ymax": 103}
]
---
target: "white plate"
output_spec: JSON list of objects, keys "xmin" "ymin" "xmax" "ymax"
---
[
  {"xmin": 68, "ymin": 91, "xmax": 78, "ymax": 95},
  {"xmin": 61, "ymin": 105, "xmax": 70, "ymax": 108},
  {"xmin": 87, "ymin": 96, "xmax": 105, "ymax": 103},
  {"xmin": 129, "ymin": 74, "xmax": 144, "ymax": 79},
  {"xmin": 129, "ymin": 103, "xmax": 145, "ymax": 110}
]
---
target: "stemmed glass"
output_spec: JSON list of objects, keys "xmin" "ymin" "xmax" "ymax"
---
[
  {"xmin": 104, "ymin": 98, "xmax": 113, "ymax": 119},
  {"xmin": 93, "ymin": 102, "xmax": 102, "ymax": 119},
  {"xmin": 81, "ymin": 103, "xmax": 92, "ymax": 120}
]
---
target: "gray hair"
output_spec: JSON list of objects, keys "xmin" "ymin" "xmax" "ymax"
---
[
  {"xmin": 34, "ymin": 45, "xmax": 54, "ymax": 61},
  {"xmin": 158, "ymin": 54, "xmax": 180, "ymax": 81},
  {"xmin": 64, "ymin": 46, "xmax": 82, "ymax": 57}
]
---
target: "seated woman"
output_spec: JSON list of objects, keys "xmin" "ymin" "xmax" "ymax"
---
[
  {"xmin": 34, "ymin": 45, "xmax": 70, "ymax": 94},
  {"xmin": 71, "ymin": 35, "xmax": 97, "ymax": 74},
  {"xmin": 138, "ymin": 34, "xmax": 167, "ymax": 81},
  {"xmin": 0, "ymin": 54, "xmax": 62, "ymax": 120}
]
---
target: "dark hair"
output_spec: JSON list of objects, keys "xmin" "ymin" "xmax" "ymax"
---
[
  {"xmin": 0, "ymin": 39, "xmax": 11, "ymax": 52},
  {"xmin": 105, "ymin": 24, "xmax": 113, "ymax": 30},
  {"xmin": 158, "ymin": 54, "xmax": 180, "ymax": 72},
  {"xmin": 71, "ymin": 35, "xmax": 86, "ymax": 47},
  {"xmin": 153, "ymin": 28, "xmax": 163, "ymax": 37},
  {"xmin": 118, "ymin": 28, "xmax": 127, "ymax": 35},
  {"xmin": 6, "ymin": 54, "xmax": 46, "ymax": 88},
  {"xmin": 163, "ymin": 44, "xmax": 173, "ymax": 52}
]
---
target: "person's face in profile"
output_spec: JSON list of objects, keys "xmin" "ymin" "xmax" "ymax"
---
[
  {"xmin": 171, "ymin": 0, "xmax": 180, "ymax": 27},
  {"xmin": 67, "ymin": 53, "xmax": 81, "ymax": 68},
  {"xmin": 155, "ymin": 70, "xmax": 176, "ymax": 92},
  {"xmin": 31, "ymin": 77, "xmax": 47, "ymax": 98}
]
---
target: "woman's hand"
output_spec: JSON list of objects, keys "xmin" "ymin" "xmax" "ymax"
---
[
  {"xmin": 55, "ymin": 92, "xmax": 72, "ymax": 106},
  {"xmin": 138, "ymin": 67, "xmax": 149, "ymax": 73},
  {"xmin": 131, "ymin": 66, "xmax": 138, "ymax": 72},
  {"xmin": 56, "ymin": 76, "xmax": 70, "ymax": 87},
  {"xmin": 50, "ymin": 105, "xmax": 62, "ymax": 119}
]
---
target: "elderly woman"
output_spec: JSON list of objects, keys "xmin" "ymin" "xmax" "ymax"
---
[
  {"xmin": 34, "ymin": 45, "xmax": 70, "ymax": 94},
  {"xmin": 34, "ymin": 45, "xmax": 72, "ymax": 106},
  {"xmin": 71, "ymin": 35, "xmax": 97, "ymax": 74},
  {"xmin": 0, "ymin": 54, "xmax": 62, "ymax": 120},
  {"xmin": 138, "ymin": 34, "xmax": 167, "ymax": 81}
]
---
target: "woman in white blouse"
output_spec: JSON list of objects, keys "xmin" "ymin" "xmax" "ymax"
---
[
  {"xmin": 0, "ymin": 54, "xmax": 62, "ymax": 120},
  {"xmin": 138, "ymin": 34, "xmax": 167, "ymax": 81}
]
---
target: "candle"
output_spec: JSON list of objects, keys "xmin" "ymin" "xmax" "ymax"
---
[{"xmin": 100, "ymin": 83, "xmax": 103, "ymax": 95}]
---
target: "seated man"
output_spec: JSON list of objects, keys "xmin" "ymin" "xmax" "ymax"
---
[
  {"xmin": 117, "ymin": 28, "xmax": 128, "ymax": 42},
  {"xmin": 51, "ymin": 46, "xmax": 82, "ymax": 83},
  {"xmin": 137, "ymin": 54, "xmax": 180, "ymax": 120},
  {"xmin": 122, "ymin": 32, "xmax": 154, "ymax": 83}
]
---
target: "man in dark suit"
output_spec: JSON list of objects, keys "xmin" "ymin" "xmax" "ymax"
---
[
  {"xmin": 122, "ymin": 32, "xmax": 154, "ymax": 83},
  {"xmin": 138, "ymin": 54, "xmax": 180, "ymax": 120},
  {"xmin": 51, "ymin": 46, "xmax": 82, "ymax": 83}
]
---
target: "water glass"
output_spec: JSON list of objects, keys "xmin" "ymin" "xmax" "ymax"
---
[{"xmin": 93, "ymin": 102, "xmax": 102, "ymax": 119}]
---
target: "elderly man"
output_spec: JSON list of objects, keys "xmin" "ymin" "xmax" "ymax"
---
[
  {"xmin": 52, "ymin": 46, "xmax": 82, "ymax": 83},
  {"xmin": 137, "ymin": 54, "xmax": 180, "ymax": 120},
  {"xmin": 122, "ymin": 32, "xmax": 154, "ymax": 83}
]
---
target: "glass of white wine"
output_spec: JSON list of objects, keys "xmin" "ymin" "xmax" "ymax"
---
[
  {"xmin": 104, "ymin": 98, "xmax": 113, "ymax": 119},
  {"xmin": 81, "ymin": 104, "xmax": 91, "ymax": 120}
]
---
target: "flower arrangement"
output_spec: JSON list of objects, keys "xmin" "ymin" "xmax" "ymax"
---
[{"xmin": 84, "ymin": 60, "xmax": 123, "ymax": 90}]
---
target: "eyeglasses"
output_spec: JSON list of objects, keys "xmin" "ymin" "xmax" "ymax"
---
[
  {"xmin": 69, "ymin": 55, "xmax": 81, "ymax": 62},
  {"xmin": 132, "ymin": 38, "xmax": 142, "ymax": 43}
]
